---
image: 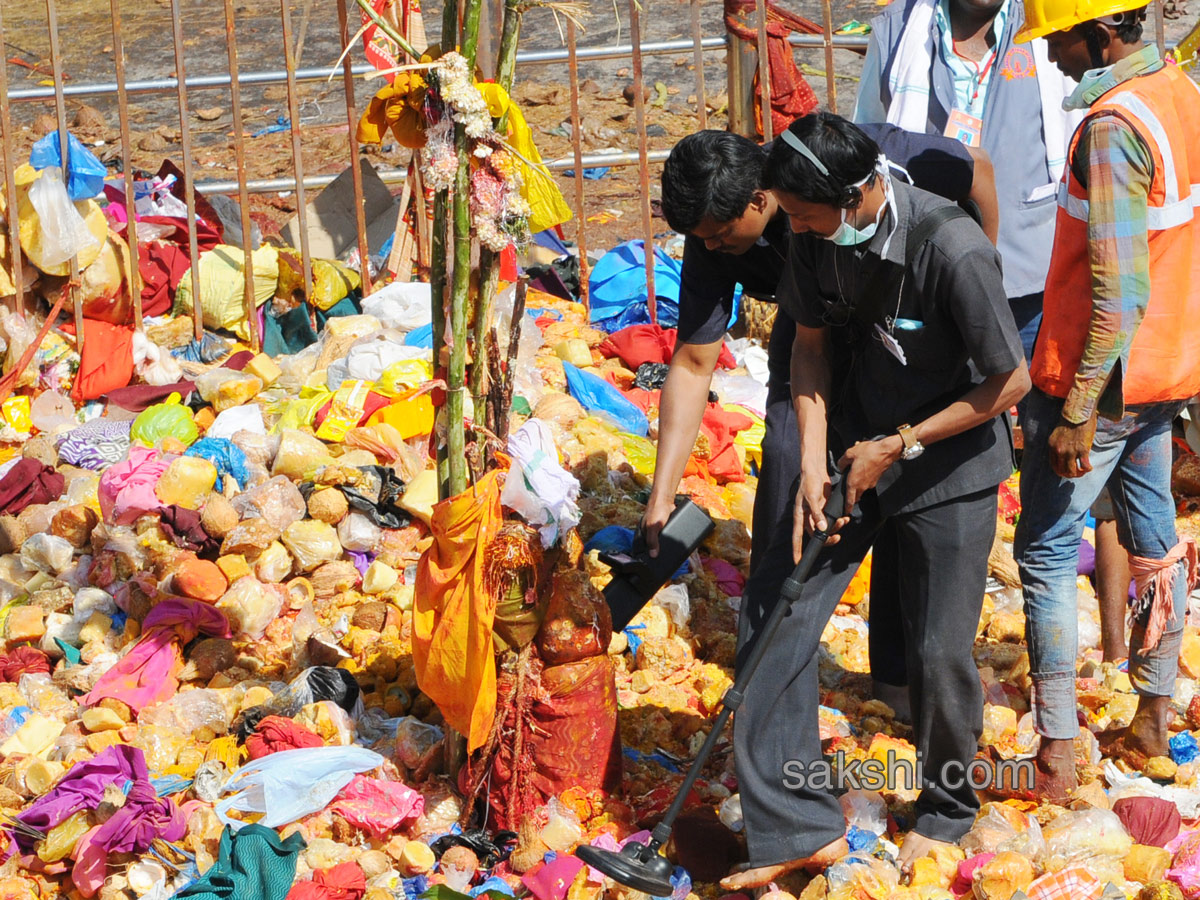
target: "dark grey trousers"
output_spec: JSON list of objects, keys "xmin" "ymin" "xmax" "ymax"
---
[{"xmin": 733, "ymin": 482, "xmax": 996, "ymax": 865}]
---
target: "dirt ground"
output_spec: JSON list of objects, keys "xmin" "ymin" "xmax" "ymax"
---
[{"xmin": 1, "ymin": 0, "xmax": 1195, "ymax": 254}]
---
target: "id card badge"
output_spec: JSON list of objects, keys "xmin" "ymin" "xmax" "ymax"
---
[
  {"xmin": 944, "ymin": 109, "xmax": 983, "ymax": 147},
  {"xmin": 874, "ymin": 324, "xmax": 907, "ymax": 365}
]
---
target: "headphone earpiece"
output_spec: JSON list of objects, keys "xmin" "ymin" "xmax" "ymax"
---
[{"xmin": 839, "ymin": 185, "xmax": 863, "ymax": 210}]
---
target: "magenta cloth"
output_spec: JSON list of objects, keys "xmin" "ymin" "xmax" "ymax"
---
[
  {"xmin": 80, "ymin": 599, "xmax": 231, "ymax": 712},
  {"xmin": 327, "ymin": 775, "xmax": 424, "ymax": 839},
  {"xmin": 71, "ymin": 780, "xmax": 186, "ymax": 897},
  {"xmin": 12, "ymin": 745, "xmax": 149, "ymax": 852},
  {"xmin": 98, "ymin": 445, "xmax": 171, "ymax": 525},
  {"xmin": 952, "ymin": 853, "xmax": 995, "ymax": 895},
  {"xmin": 522, "ymin": 853, "xmax": 585, "ymax": 900},
  {"xmin": 0, "ymin": 458, "xmax": 65, "ymax": 515},
  {"xmin": 702, "ymin": 557, "xmax": 746, "ymax": 597}
]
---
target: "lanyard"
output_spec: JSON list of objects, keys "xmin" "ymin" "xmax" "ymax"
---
[{"xmin": 951, "ymin": 40, "xmax": 998, "ymax": 106}]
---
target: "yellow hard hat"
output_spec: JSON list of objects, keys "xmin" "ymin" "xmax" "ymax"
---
[{"xmin": 1015, "ymin": 0, "xmax": 1147, "ymax": 43}]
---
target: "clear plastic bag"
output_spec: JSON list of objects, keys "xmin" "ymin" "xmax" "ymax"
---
[
  {"xmin": 214, "ymin": 745, "xmax": 384, "ymax": 829},
  {"xmin": 337, "ymin": 512, "xmax": 382, "ymax": 553},
  {"xmin": 1039, "ymin": 808, "xmax": 1130, "ymax": 881},
  {"xmin": 139, "ymin": 688, "xmax": 230, "ymax": 736},
  {"xmin": 27, "ymin": 166, "xmax": 99, "ymax": 267},
  {"xmin": 960, "ymin": 802, "xmax": 1046, "ymax": 859},
  {"xmin": 282, "ymin": 520, "xmax": 342, "ymax": 572},
  {"xmin": 231, "ymin": 475, "xmax": 306, "ymax": 532},
  {"xmin": 131, "ymin": 331, "xmax": 184, "ymax": 387},
  {"xmin": 394, "ymin": 716, "xmax": 443, "ymax": 770},
  {"xmin": 215, "ymin": 576, "xmax": 286, "ymax": 640},
  {"xmin": 20, "ymin": 533, "xmax": 74, "ymax": 574},
  {"xmin": 839, "ymin": 789, "xmax": 887, "ymax": 836},
  {"xmin": 194, "ymin": 369, "xmax": 263, "ymax": 413}
]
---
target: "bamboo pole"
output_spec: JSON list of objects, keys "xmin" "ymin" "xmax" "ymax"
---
[
  {"xmin": 567, "ymin": 20, "xmax": 589, "ymax": 306},
  {"xmin": 690, "ymin": 0, "xmax": 707, "ymax": 129},
  {"xmin": 446, "ymin": 0, "xmax": 484, "ymax": 498},
  {"xmin": 0, "ymin": 1, "xmax": 25, "ymax": 315},
  {"xmin": 168, "ymin": 0, "xmax": 204, "ymax": 343},
  {"xmin": 224, "ymin": 0, "xmax": 260, "ymax": 350},
  {"xmin": 431, "ymin": 0, "xmax": 457, "ymax": 495},
  {"xmin": 754, "ymin": 0, "xmax": 772, "ymax": 141},
  {"xmin": 821, "ymin": 0, "xmax": 837, "ymax": 114},
  {"xmin": 46, "ymin": 0, "xmax": 84, "ymax": 349},
  {"xmin": 337, "ymin": 0, "xmax": 372, "ymax": 297},
  {"xmin": 628, "ymin": 0, "xmax": 655, "ymax": 322},
  {"xmin": 110, "ymin": 0, "xmax": 144, "ymax": 332},
  {"xmin": 470, "ymin": 0, "xmax": 524, "ymax": 429}
]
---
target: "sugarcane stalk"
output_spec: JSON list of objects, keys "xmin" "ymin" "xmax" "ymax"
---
[
  {"xmin": 469, "ymin": 0, "xmax": 525, "ymax": 444},
  {"xmin": 352, "ymin": 0, "xmax": 421, "ymax": 60},
  {"xmin": 431, "ymin": 0, "xmax": 458, "ymax": 497},
  {"xmin": 445, "ymin": 0, "xmax": 484, "ymax": 499}
]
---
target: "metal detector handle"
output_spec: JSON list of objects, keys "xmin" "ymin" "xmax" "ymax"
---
[{"xmin": 646, "ymin": 473, "xmax": 849, "ymax": 851}]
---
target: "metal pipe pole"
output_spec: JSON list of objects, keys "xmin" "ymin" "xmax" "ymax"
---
[
  {"xmin": 224, "ymin": 0, "xmax": 260, "ymax": 351},
  {"xmin": 690, "ymin": 0, "xmax": 707, "ymax": 129},
  {"xmin": 567, "ymin": 19, "xmax": 590, "ymax": 306},
  {"xmin": 0, "ymin": 2, "xmax": 25, "ymax": 315},
  {"xmin": 628, "ymin": 0, "xmax": 655, "ymax": 321},
  {"xmin": 169, "ymin": 0, "xmax": 205, "ymax": 342},
  {"xmin": 46, "ymin": 0, "xmax": 84, "ymax": 348},
  {"xmin": 821, "ymin": 0, "xmax": 838, "ymax": 114},
  {"xmin": 110, "ymin": 0, "xmax": 144, "ymax": 331},
  {"xmin": 338, "ymin": 0, "xmax": 372, "ymax": 296},
  {"xmin": 754, "ymin": 0, "xmax": 772, "ymax": 141},
  {"xmin": 281, "ymin": 0, "xmax": 315, "ymax": 304}
]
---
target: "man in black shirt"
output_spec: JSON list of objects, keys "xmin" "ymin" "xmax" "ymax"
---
[
  {"xmin": 644, "ymin": 126, "xmax": 997, "ymax": 720},
  {"xmin": 721, "ymin": 113, "xmax": 1028, "ymax": 889}
]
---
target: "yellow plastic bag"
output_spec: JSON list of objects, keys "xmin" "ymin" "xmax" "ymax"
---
[
  {"xmin": 174, "ymin": 244, "xmax": 279, "ymax": 340},
  {"xmin": 273, "ymin": 386, "xmax": 333, "ymax": 432},
  {"xmin": 477, "ymin": 83, "xmax": 572, "ymax": 234},
  {"xmin": 276, "ymin": 249, "xmax": 361, "ymax": 312},
  {"xmin": 315, "ymin": 380, "xmax": 372, "ymax": 442},
  {"xmin": 375, "ymin": 358, "xmax": 434, "ymax": 396},
  {"xmin": 727, "ymin": 403, "xmax": 765, "ymax": 469},
  {"xmin": 366, "ymin": 389, "xmax": 435, "ymax": 441},
  {"xmin": 620, "ymin": 433, "xmax": 657, "ymax": 478},
  {"xmin": 37, "ymin": 810, "xmax": 90, "ymax": 863},
  {"xmin": 1, "ymin": 396, "xmax": 32, "ymax": 436}
]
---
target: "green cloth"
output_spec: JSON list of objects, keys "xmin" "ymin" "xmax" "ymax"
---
[
  {"xmin": 262, "ymin": 306, "xmax": 320, "ymax": 357},
  {"xmin": 176, "ymin": 824, "xmax": 305, "ymax": 900}
]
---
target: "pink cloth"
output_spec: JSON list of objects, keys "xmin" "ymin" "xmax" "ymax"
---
[
  {"xmin": 98, "ymin": 445, "xmax": 171, "ymax": 525},
  {"xmin": 71, "ymin": 780, "xmax": 185, "ymax": 897},
  {"xmin": 327, "ymin": 775, "xmax": 424, "ymax": 839},
  {"xmin": 80, "ymin": 599, "xmax": 230, "ymax": 712},
  {"xmin": 702, "ymin": 557, "xmax": 746, "ymax": 597},
  {"xmin": 1130, "ymin": 536, "xmax": 1199, "ymax": 650},
  {"xmin": 522, "ymin": 853, "xmax": 585, "ymax": 900}
]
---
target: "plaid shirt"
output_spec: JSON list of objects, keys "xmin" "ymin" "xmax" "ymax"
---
[
  {"xmin": 1060, "ymin": 46, "xmax": 1161, "ymax": 424},
  {"xmin": 1024, "ymin": 864, "xmax": 1104, "ymax": 900}
]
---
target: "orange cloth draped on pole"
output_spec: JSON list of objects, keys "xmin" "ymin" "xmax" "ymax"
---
[
  {"xmin": 723, "ymin": 0, "xmax": 821, "ymax": 138},
  {"xmin": 412, "ymin": 468, "xmax": 505, "ymax": 752}
]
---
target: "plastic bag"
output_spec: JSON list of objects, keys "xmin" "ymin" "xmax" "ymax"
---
[
  {"xmin": 139, "ymin": 688, "xmax": 230, "ymax": 736},
  {"xmin": 20, "ymin": 533, "xmax": 75, "ymax": 574},
  {"xmin": 195, "ymin": 369, "xmax": 263, "ymax": 413},
  {"xmin": 29, "ymin": 131, "xmax": 108, "ymax": 201},
  {"xmin": 500, "ymin": 419, "xmax": 581, "ymax": 548},
  {"xmin": 131, "ymin": 394, "xmax": 199, "ymax": 447},
  {"xmin": 26, "ymin": 166, "xmax": 100, "ymax": 268},
  {"xmin": 587, "ymin": 240, "xmax": 681, "ymax": 332},
  {"xmin": 839, "ymin": 789, "xmax": 887, "ymax": 836},
  {"xmin": 131, "ymin": 331, "xmax": 184, "ymax": 387},
  {"xmin": 208, "ymin": 406, "xmax": 266, "ymax": 441},
  {"xmin": 282, "ymin": 521, "xmax": 343, "ymax": 572},
  {"xmin": 216, "ymin": 576, "xmax": 286, "ymax": 640},
  {"xmin": 1039, "ymin": 808, "xmax": 1131, "ymax": 883},
  {"xmin": 214, "ymin": 745, "xmax": 384, "ymax": 829},
  {"xmin": 231, "ymin": 475, "xmax": 307, "ymax": 532},
  {"xmin": 561, "ymin": 362, "xmax": 648, "ymax": 437},
  {"xmin": 394, "ymin": 717, "xmax": 443, "ymax": 770},
  {"xmin": 823, "ymin": 856, "xmax": 899, "ymax": 900},
  {"xmin": 185, "ymin": 437, "xmax": 251, "ymax": 492},
  {"xmin": 174, "ymin": 245, "xmax": 279, "ymax": 340},
  {"xmin": 652, "ymin": 584, "xmax": 690, "ymax": 629},
  {"xmin": 361, "ymin": 281, "xmax": 432, "ymax": 331},
  {"xmin": 960, "ymin": 802, "xmax": 1046, "ymax": 859},
  {"xmin": 337, "ymin": 512, "xmax": 382, "ymax": 553}
]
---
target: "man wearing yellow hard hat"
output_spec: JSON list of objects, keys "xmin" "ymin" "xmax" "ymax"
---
[{"xmin": 1014, "ymin": 0, "xmax": 1200, "ymax": 801}]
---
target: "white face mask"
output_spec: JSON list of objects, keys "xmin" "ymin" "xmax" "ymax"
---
[{"xmin": 821, "ymin": 156, "xmax": 897, "ymax": 256}]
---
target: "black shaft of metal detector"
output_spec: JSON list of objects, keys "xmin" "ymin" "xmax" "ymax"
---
[{"xmin": 645, "ymin": 478, "xmax": 849, "ymax": 850}]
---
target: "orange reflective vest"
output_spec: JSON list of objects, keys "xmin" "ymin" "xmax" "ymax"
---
[{"xmin": 1032, "ymin": 63, "xmax": 1200, "ymax": 406}]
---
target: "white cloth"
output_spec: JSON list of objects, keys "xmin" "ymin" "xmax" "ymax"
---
[
  {"xmin": 882, "ymin": 0, "xmax": 1078, "ymax": 183},
  {"xmin": 501, "ymin": 419, "xmax": 581, "ymax": 548}
]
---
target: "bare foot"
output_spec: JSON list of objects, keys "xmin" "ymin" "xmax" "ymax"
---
[
  {"xmin": 896, "ymin": 832, "xmax": 954, "ymax": 881},
  {"xmin": 1032, "ymin": 737, "xmax": 1078, "ymax": 803},
  {"xmin": 719, "ymin": 837, "xmax": 848, "ymax": 890},
  {"xmin": 1100, "ymin": 695, "xmax": 1172, "ymax": 769}
]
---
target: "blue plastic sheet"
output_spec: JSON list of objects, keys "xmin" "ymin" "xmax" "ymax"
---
[
  {"xmin": 405, "ymin": 323, "xmax": 434, "ymax": 348},
  {"xmin": 588, "ymin": 240, "xmax": 681, "ymax": 332},
  {"xmin": 1171, "ymin": 730, "xmax": 1199, "ymax": 765},
  {"xmin": 185, "ymin": 437, "xmax": 251, "ymax": 491},
  {"xmin": 29, "ymin": 131, "xmax": 108, "ymax": 201},
  {"xmin": 561, "ymin": 362, "xmax": 648, "ymax": 437}
]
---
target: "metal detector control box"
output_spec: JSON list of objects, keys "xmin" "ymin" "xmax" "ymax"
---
[{"xmin": 601, "ymin": 498, "xmax": 715, "ymax": 632}]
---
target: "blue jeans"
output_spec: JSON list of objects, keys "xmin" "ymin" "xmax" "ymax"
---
[{"xmin": 1015, "ymin": 388, "xmax": 1187, "ymax": 740}]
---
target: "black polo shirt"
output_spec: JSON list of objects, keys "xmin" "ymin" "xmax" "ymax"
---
[
  {"xmin": 777, "ymin": 180, "xmax": 1023, "ymax": 515},
  {"xmin": 675, "ymin": 125, "xmax": 976, "ymax": 354}
]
